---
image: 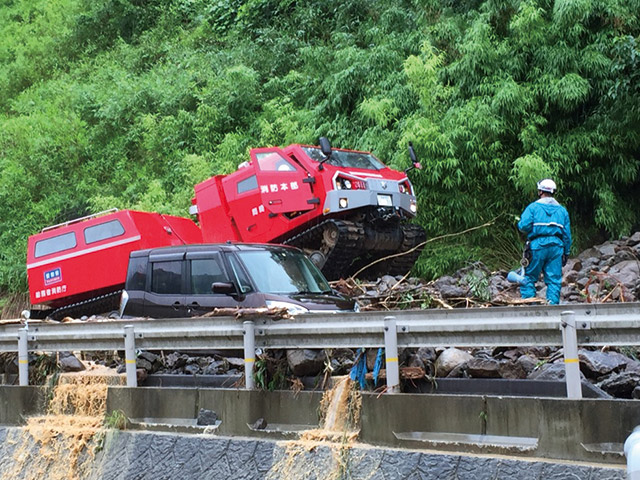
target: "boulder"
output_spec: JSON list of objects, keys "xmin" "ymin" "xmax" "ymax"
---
[
  {"xmin": 136, "ymin": 368, "xmax": 147, "ymax": 384},
  {"xmin": 197, "ymin": 408, "xmax": 218, "ymax": 425},
  {"xmin": 466, "ymin": 357, "xmax": 501, "ymax": 378},
  {"xmin": 251, "ymin": 417, "xmax": 267, "ymax": 430},
  {"xmin": 286, "ymin": 349, "xmax": 325, "ymax": 377},
  {"xmin": 165, "ymin": 352, "xmax": 188, "ymax": 369},
  {"xmin": 407, "ymin": 355, "xmax": 425, "ymax": 371},
  {"xmin": 528, "ymin": 362, "xmax": 586, "ymax": 382},
  {"xmin": 627, "ymin": 232, "xmax": 640, "ymax": 246},
  {"xmin": 566, "ymin": 258, "xmax": 582, "ymax": 272},
  {"xmin": 58, "ymin": 352, "xmax": 85, "ymax": 372},
  {"xmin": 138, "ymin": 351, "xmax": 160, "ymax": 364},
  {"xmin": 415, "ymin": 347, "xmax": 437, "ymax": 365},
  {"xmin": 578, "ymin": 247, "xmax": 600, "ymax": 260},
  {"xmin": 499, "ymin": 361, "xmax": 528, "ymax": 379},
  {"xmin": 578, "ymin": 349, "xmax": 627, "ymax": 379},
  {"xmin": 447, "ymin": 363, "xmax": 469, "ymax": 378},
  {"xmin": 598, "ymin": 372, "xmax": 640, "ymax": 398},
  {"xmin": 516, "ymin": 354, "xmax": 539, "ymax": 376},
  {"xmin": 226, "ymin": 357, "xmax": 245, "ymax": 369},
  {"xmin": 434, "ymin": 276, "xmax": 468, "ymax": 298},
  {"xmin": 203, "ymin": 361, "xmax": 225, "ymax": 375},
  {"xmin": 597, "ymin": 243, "xmax": 617, "ymax": 258},
  {"xmin": 435, "ymin": 348, "xmax": 473, "ymax": 377},
  {"xmin": 607, "ymin": 260, "xmax": 640, "ymax": 289},
  {"xmin": 581, "ymin": 257, "xmax": 602, "ymax": 273},
  {"xmin": 564, "ymin": 270, "xmax": 579, "ymax": 283},
  {"xmin": 136, "ymin": 357, "xmax": 154, "ymax": 372},
  {"xmin": 612, "ymin": 250, "xmax": 636, "ymax": 264}
]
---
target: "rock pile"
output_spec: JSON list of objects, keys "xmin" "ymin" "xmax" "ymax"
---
[
  {"xmin": 338, "ymin": 231, "xmax": 640, "ymax": 308},
  {"xmin": 426, "ymin": 345, "xmax": 640, "ymax": 399}
]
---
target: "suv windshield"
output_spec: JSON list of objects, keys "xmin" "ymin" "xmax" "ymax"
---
[
  {"xmin": 303, "ymin": 146, "xmax": 385, "ymax": 170},
  {"xmin": 235, "ymin": 249, "xmax": 331, "ymax": 294}
]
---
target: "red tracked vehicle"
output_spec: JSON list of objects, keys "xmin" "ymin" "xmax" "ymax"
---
[
  {"xmin": 26, "ymin": 139, "xmax": 425, "ymax": 318},
  {"xmin": 191, "ymin": 138, "xmax": 425, "ymax": 280},
  {"xmin": 26, "ymin": 209, "xmax": 202, "ymax": 319}
]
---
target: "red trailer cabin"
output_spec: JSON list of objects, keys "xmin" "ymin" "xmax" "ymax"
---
[{"xmin": 27, "ymin": 209, "xmax": 202, "ymax": 318}]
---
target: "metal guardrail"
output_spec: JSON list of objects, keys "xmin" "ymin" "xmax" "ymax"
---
[
  {"xmin": 3, "ymin": 302, "xmax": 640, "ymax": 352},
  {"xmin": 4, "ymin": 302, "xmax": 640, "ymax": 395}
]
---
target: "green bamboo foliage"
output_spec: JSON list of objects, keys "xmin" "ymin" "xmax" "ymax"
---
[{"xmin": 0, "ymin": 0, "xmax": 638, "ymax": 292}]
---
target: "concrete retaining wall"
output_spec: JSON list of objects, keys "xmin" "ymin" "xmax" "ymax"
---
[
  {"xmin": 0, "ymin": 384, "xmax": 636, "ymax": 476},
  {"xmin": 0, "ymin": 427, "xmax": 626, "ymax": 480},
  {"xmin": 360, "ymin": 393, "xmax": 640, "ymax": 463},
  {"xmin": 0, "ymin": 386, "xmax": 44, "ymax": 424},
  {"xmin": 106, "ymin": 387, "xmax": 639, "ymax": 464}
]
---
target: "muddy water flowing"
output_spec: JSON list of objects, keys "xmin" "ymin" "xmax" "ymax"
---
[
  {"xmin": 3, "ymin": 365, "xmax": 124, "ymax": 480},
  {"xmin": 268, "ymin": 376, "xmax": 365, "ymax": 480}
]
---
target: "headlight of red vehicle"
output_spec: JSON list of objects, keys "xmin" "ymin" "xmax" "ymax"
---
[
  {"xmin": 398, "ymin": 180, "xmax": 413, "ymax": 195},
  {"xmin": 335, "ymin": 175, "xmax": 367, "ymax": 190}
]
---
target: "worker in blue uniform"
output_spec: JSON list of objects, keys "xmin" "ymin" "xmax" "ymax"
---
[{"xmin": 517, "ymin": 179, "xmax": 572, "ymax": 304}]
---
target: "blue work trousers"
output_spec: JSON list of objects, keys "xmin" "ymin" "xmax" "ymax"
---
[{"xmin": 520, "ymin": 244, "xmax": 563, "ymax": 304}]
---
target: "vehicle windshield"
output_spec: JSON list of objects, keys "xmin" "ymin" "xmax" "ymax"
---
[
  {"xmin": 235, "ymin": 249, "xmax": 331, "ymax": 294},
  {"xmin": 303, "ymin": 146, "xmax": 385, "ymax": 170}
]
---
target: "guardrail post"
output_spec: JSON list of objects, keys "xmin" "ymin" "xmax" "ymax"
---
[
  {"xmin": 560, "ymin": 311, "xmax": 582, "ymax": 399},
  {"xmin": 384, "ymin": 316, "xmax": 400, "ymax": 393},
  {"xmin": 124, "ymin": 325, "xmax": 137, "ymax": 388},
  {"xmin": 18, "ymin": 328, "xmax": 29, "ymax": 386},
  {"xmin": 243, "ymin": 320, "xmax": 255, "ymax": 390}
]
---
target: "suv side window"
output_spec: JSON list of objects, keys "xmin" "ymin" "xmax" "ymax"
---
[
  {"xmin": 126, "ymin": 256, "xmax": 147, "ymax": 290},
  {"xmin": 190, "ymin": 257, "xmax": 228, "ymax": 294},
  {"xmin": 151, "ymin": 261, "xmax": 183, "ymax": 294}
]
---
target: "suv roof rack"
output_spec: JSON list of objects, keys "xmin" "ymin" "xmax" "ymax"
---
[{"xmin": 41, "ymin": 208, "xmax": 120, "ymax": 233}]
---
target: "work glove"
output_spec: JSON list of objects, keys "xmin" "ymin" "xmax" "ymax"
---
[{"xmin": 562, "ymin": 254, "xmax": 568, "ymax": 267}]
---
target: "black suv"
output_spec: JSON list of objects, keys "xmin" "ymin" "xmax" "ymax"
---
[{"xmin": 120, "ymin": 243, "xmax": 356, "ymax": 317}]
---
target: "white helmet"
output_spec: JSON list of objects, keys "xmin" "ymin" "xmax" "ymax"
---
[{"xmin": 537, "ymin": 178, "xmax": 556, "ymax": 193}]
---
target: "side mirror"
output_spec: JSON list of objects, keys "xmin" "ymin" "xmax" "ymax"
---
[
  {"xmin": 318, "ymin": 137, "xmax": 332, "ymax": 171},
  {"xmin": 319, "ymin": 137, "xmax": 332, "ymax": 156},
  {"xmin": 212, "ymin": 282, "xmax": 237, "ymax": 296},
  {"xmin": 405, "ymin": 142, "xmax": 422, "ymax": 174}
]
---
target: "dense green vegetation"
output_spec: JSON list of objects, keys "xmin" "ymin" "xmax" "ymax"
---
[{"xmin": 0, "ymin": 0, "xmax": 638, "ymax": 294}]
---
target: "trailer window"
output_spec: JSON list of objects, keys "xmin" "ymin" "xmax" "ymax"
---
[
  {"xmin": 34, "ymin": 232, "xmax": 77, "ymax": 258},
  {"xmin": 84, "ymin": 220, "xmax": 125, "ymax": 244},
  {"xmin": 151, "ymin": 261, "xmax": 183, "ymax": 294},
  {"xmin": 190, "ymin": 257, "xmax": 228, "ymax": 294},
  {"xmin": 237, "ymin": 175, "xmax": 258, "ymax": 194}
]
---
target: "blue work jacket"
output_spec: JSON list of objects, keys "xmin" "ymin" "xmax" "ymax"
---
[{"xmin": 518, "ymin": 197, "xmax": 571, "ymax": 255}]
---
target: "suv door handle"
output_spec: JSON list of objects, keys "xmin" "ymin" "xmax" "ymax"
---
[{"xmin": 172, "ymin": 301, "xmax": 181, "ymax": 310}]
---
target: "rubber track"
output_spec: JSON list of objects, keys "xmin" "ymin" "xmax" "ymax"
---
[
  {"xmin": 283, "ymin": 219, "xmax": 365, "ymax": 281},
  {"xmin": 362, "ymin": 223, "xmax": 426, "ymax": 278},
  {"xmin": 50, "ymin": 290, "xmax": 122, "ymax": 321},
  {"xmin": 385, "ymin": 223, "xmax": 427, "ymax": 276}
]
